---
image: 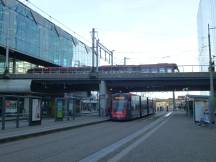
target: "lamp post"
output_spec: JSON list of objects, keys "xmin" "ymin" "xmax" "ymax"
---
[{"xmin": 207, "ymin": 24, "xmax": 216, "ymax": 124}]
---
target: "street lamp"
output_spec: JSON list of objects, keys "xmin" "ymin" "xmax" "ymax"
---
[{"xmin": 207, "ymin": 24, "xmax": 216, "ymax": 124}]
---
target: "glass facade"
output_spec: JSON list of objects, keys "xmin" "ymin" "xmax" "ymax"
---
[
  {"xmin": 0, "ymin": 0, "xmax": 92, "ymax": 72},
  {"xmin": 197, "ymin": 0, "xmax": 216, "ymax": 71}
]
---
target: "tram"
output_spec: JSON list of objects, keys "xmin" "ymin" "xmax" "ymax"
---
[
  {"xmin": 27, "ymin": 63, "xmax": 179, "ymax": 74},
  {"xmin": 111, "ymin": 93, "xmax": 155, "ymax": 121}
]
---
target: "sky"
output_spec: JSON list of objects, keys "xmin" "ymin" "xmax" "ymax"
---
[{"xmin": 20, "ymin": 0, "xmax": 200, "ymax": 66}]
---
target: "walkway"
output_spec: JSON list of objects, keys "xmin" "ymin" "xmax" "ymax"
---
[{"xmin": 116, "ymin": 111, "xmax": 216, "ymax": 162}]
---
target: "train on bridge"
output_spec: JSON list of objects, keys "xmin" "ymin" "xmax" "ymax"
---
[
  {"xmin": 27, "ymin": 63, "xmax": 179, "ymax": 74},
  {"xmin": 111, "ymin": 93, "xmax": 155, "ymax": 121}
]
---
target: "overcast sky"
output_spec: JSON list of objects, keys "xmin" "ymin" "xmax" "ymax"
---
[{"xmin": 21, "ymin": 0, "xmax": 200, "ymax": 65}]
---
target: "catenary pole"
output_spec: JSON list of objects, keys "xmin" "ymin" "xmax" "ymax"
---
[
  {"xmin": 92, "ymin": 28, "xmax": 95, "ymax": 72},
  {"xmin": 208, "ymin": 24, "xmax": 215, "ymax": 125}
]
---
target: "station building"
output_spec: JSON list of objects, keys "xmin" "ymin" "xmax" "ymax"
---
[
  {"xmin": 0, "ymin": 0, "xmax": 93, "ymax": 74},
  {"xmin": 197, "ymin": 0, "xmax": 216, "ymax": 71}
]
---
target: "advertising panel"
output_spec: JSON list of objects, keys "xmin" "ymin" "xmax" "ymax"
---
[
  {"xmin": 32, "ymin": 99, "xmax": 41, "ymax": 121},
  {"xmin": 5, "ymin": 100, "xmax": 17, "ymax": 114},
  {"xmin": 194, "ymin": 99, "xmax": 209, "ymax": 123},
  {"xmin": 56, "ymin": 99, "xmax": 64, "ymax": 119}
]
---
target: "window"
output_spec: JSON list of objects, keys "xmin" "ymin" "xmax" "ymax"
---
[
  {"xmin": 159, "ymin": 68, "xmax": 165, "ymax": 73},
  {"xmin": 167, "ymin": 68, "xmax": 173, "ymax": 73}
]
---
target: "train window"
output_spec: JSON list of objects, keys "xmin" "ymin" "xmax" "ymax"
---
[
  {"xmin": 167, "ymin": 68, "xmax": 173, "ymax": 73},
  {"xmin": 174, "ymin": 68, "xmax": 179, "ymax": 72},
  {"xmin": 127, "ymin": 67, "xmax": 133, "ymax": 72},
  {"xmin": 141, "ymin": 68, "xmax": 149, "ymax": 73},
  {"xmin": 134, "ymin": 66, "xmax": 139, "ymax": 72},
  {"xmin": 159, "ymin": 68, "xmax": 165, "ymax": 73},
  {"xmin": 151, "ymin": 68, "xmax": 157, "ymax": 73}
]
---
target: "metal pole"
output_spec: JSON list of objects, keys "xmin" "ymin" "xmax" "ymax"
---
[
  {"xmin": 147, "ymin": 98, "xmax": 149, "ymax": 114},
  {"xmin": 124, "ymin": 57, "xmax": 129, "ymax": 65},
  {"xmin": 2, "ymin": 97, "xmax": 5, "ymax": 130},
  {"xmin": 111, "ymin": 51, "xmax": 114, "ymax": 66},
  {"xmin": 5, "ymin": 47, "xmax": 9, "ymax": 74},
  {"xmin": 208, "ymin": 24, "xmax": 215, "ymax": 124},
  {"xmin": 124, "ymin": 57, "xmax": 126, "ymax": 65},
  {"xmin": 4, "ymin": 10, "xmax": 10, "ymax": 75},
  {"xmin": 96, "ymin": 39, "xmax": 99, "ymax": 72},
  {"xmin": 92, "ymin": 28, "xmax": 95, "ymax": 72}
]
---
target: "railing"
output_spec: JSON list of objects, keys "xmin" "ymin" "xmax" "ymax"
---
[
  {"xmin": 0, "ymin": 65, "xmax": 214, "ymax": 75},
  {"xmin": 177, "ymin": 65, "xmax": 210, "ymax": 72}
]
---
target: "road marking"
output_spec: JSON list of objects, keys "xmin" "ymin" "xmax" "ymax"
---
[
  {"xmin": 108, "ymin": 116, "xmax": 169, "ymax": 162},
  {"xmin": 79, "ymin": 112, "xmax": 172, "ymax": 162},
  {"xmin": 165, "ymin": 112, "xmax": 172, "ymax": 117}
]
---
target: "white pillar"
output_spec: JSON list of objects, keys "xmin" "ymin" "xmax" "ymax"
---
[
  {"xmin": 99, "ymin": 80, "xmax": 107, "ymax": 116},
  {"xmin": 173, "ymin": 90, "xmax": 176, "ymax": 111}
]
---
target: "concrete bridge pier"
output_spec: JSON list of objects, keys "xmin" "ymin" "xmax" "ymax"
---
[
  {"xmin": 173, "ymin": 90, "xmax": 176, "ymax": 111},
  {"xmin": 99, "ymin": 80, "xmax": 107, "ymax": 116}
]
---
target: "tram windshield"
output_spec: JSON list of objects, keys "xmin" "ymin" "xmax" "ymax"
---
[{"xmin": 112, "ymin": 100, "xmax": 127, "ymax": 112}]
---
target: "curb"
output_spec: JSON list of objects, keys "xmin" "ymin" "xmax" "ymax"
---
[{"xmin": 0, "ymin": 119, "xmax": 109, "ymax": 144}]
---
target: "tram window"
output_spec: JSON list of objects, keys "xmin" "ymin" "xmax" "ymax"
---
[{"xmin": 112, "ymin": 100, "xmax": 127, "ymax": 112}]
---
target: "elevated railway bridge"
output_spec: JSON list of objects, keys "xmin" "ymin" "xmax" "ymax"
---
[{"xmin": 0, "ymin": 71, "xmax": 215, "ymax": 93}]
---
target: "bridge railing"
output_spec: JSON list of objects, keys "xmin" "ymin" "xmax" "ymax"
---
[
  {"xmin": 0, "ymin": 64, "xmax": 214, "ymax": 75},
  {"xmin": 177, "ymin": 65, "xmax": 209, "ymax": 72}
]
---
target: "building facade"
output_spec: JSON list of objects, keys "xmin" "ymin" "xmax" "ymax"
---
[
  {"xmin": 0, "ymin": 0, "xmax": 93, "ymax": 73},
  {"xmin": 197, "ymin": 0, "xmax": 216, "ymax": 71}
]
